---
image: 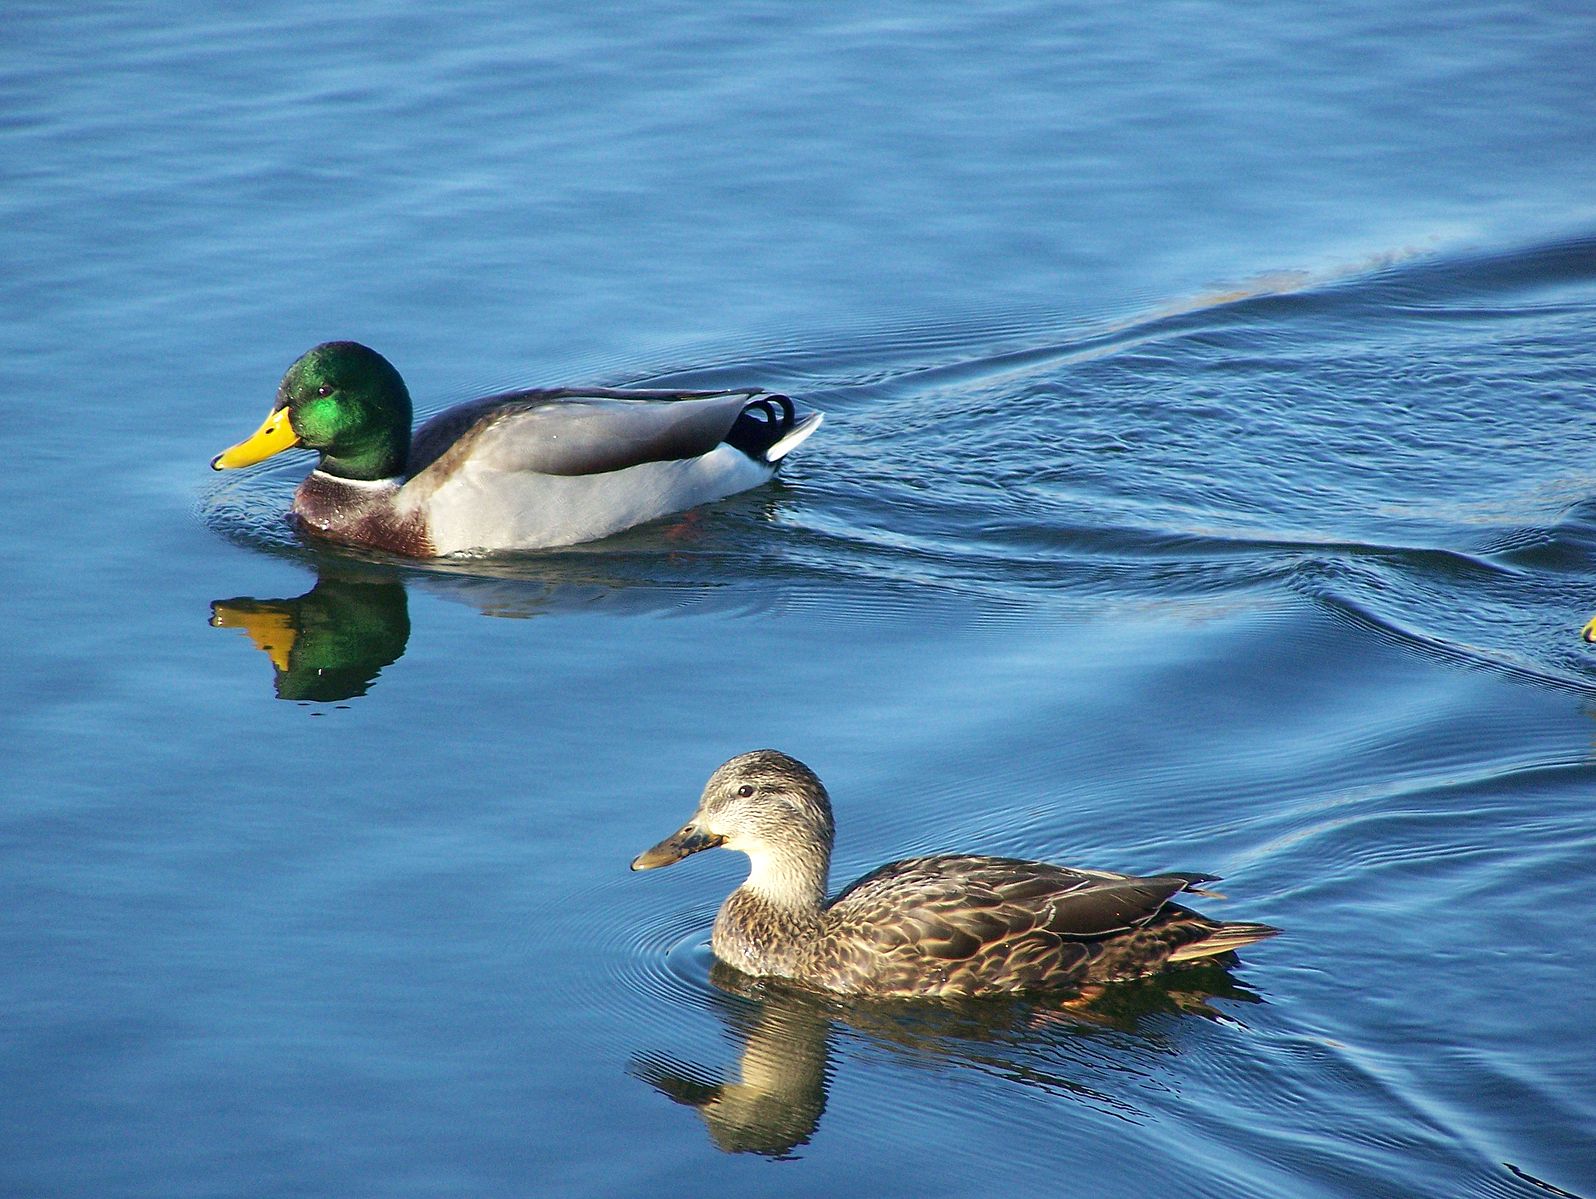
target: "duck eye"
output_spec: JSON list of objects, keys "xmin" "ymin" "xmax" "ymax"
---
[
  {"xmin": 316, "ymin": 385, "xmax": 333, "ymax": 397},
  {"xmin": 736, "ymin": 785, "xmax": 755, "ymax": 799}
]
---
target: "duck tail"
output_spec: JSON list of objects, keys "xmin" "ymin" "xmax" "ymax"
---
[
  {"xmin": 1170, "ymin": 871, "xmax": 1226, "ymax": 898},
  {"xmin": 725, "ymin": 394, "xmax": 823, "ymax": 464},
  {"xmin": 766, "ymin": 410, "xmax": 823, "ymax": 463},
  {"xmin": 1168, "ymin": 920, "xmax": 1280, "ymax": 963}
]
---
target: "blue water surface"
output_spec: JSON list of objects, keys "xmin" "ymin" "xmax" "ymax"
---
[{"xmin": 4, "ymin": 3, "xmax": 1596, "ymax": 1197}]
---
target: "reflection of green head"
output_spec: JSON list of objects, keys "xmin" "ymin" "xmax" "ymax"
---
[{"xmin": 211, "ymin": 575, "xmax": 410, "ymax": 702}]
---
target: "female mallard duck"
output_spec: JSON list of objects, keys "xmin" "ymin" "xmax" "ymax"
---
[
  {"xmin": 632, "ymin": 750, "xmax": 1278, "ymax": 998},
  {"xmin": 211, "ymin": 341, "xmax": 822, "ymax": 556}
]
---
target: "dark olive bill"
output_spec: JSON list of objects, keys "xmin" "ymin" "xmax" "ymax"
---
[{"xmin": 631, "ymin": 824, "xmax": 726, "ymax": 871}]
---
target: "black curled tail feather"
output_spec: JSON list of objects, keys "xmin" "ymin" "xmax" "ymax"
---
[{"xmin": 725, "ymin": 394, "xmax": 798, "ymax": 460}]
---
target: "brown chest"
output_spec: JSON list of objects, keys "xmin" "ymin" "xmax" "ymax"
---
[{"xmin": 291, "ymin": 473, "xmax": 434, "ymax": 557}]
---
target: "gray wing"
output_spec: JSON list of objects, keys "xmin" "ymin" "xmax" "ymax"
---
[{"xmin": 408, "ymin": 387, "xmax": 766, "ymax": 480}]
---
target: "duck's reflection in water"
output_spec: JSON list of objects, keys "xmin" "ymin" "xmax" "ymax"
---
[
  {"xmin": 209, "ymin": 512, "xmax": 801, "ymax": 702},
  {"xmin": 210, "ymin": 572, "xmax": 410, "ymax": 702},
  {"xmin": 633, "ymin": 959, "xmax": 1264, "ymax": 1158},
  {"xmin": 634, "ymin": 965, "xmax": 832, "ymax": 1157}
]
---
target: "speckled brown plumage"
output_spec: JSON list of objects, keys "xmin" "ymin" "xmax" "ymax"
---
[{"xmin": 633, "ymin": 750, "xmax": 1278, "ymax": 999}]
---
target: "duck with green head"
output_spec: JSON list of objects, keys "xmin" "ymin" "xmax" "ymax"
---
[{"xmin": 212, "ymin": 342, "xmax": 822, "ymax": 556}]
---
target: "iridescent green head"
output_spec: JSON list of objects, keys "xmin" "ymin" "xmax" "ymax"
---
[{"xmin": 212, "ymin": 341, "xmax": 413, "ymax": 481}]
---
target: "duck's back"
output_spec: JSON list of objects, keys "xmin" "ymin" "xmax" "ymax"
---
[
  {"xmin": 407, "ymin": 388, "xmax": 774, "ymax": 477},
  {"xmin": 810, "ymin": 855, "xmax": 1255, "ymax": 997},
  {"xmin": 400, "ymin": 388, "xmax": 807, "ymax": 554}
]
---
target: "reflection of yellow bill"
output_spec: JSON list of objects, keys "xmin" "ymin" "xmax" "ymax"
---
[
  {"xmin": 212, "ymin": 406, "xmax": 300, "ymax": 469},
  {"xmin": 210, "ymin": 602, "xmax": 296, "ymax": 673},
  {"xmin": 1584, "ymin": 616, "xmax": 1596, "ymax": 644}
]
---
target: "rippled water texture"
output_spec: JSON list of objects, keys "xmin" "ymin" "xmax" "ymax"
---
[{"xmin": 5, "ymin": 4, "xmax": 1596, "ymax": 1198}]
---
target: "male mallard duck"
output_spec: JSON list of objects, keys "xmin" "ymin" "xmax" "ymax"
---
[
  {"xmin": 632, "ymin": 750, "xmax": 1278, "ymax": 998},
  {"xmin": 211, "ymin": 341, "xmax": 822, "ymax": 556}
]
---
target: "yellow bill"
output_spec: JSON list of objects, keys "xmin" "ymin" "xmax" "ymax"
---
[{"xmin": 212, "ymin": 406, "xmax": 300, "ymax": 470}]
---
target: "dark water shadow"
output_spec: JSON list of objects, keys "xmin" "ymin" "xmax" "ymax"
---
[{"xmin": 630, "ymin": 960, "xmax": 1263, "ymax": 1159}]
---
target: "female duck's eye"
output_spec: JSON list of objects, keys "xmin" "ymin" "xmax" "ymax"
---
[{"xmin": 736, "ymin": 785, "xmax": 755, "ymax": 798}]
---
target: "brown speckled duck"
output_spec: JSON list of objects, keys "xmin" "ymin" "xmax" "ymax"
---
[
  {"xmin": 632, "ymin": 750, "xmax": 1278, "ymax": 998},
  {"xmin": 211, "ymin": 342, "xmax": 821, "ymax": 556}
]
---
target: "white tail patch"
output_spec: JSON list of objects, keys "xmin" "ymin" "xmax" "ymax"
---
[
  {"xmin": 1168, "ymin": 922, "xmax": 1279, "ymax": 962},
  {"xmin": 765, "ymin": 412, "xmax": 824, "ymax": 463}
]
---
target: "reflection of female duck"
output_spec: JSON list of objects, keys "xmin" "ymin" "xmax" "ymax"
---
[
  {"xmin": 634, "ymin": 751, "xmax": 1277, "ymax": 998},
  {"xmin": 210, "ymin": 575, "xmax": 409, "ymax": 701},
  {"xmin": 634, "ymin": 959, "xmax": 1264, "ymax": 1156},
  {"xmin": 634, "ymin": 967, "xmax": 831, "ymax": 1158},
  {"xmin": 212, "ymin": 342, "xmax": 821, "ymax": 555}
]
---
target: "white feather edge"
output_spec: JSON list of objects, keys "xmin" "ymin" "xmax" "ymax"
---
[{"xmin": 765, "ymin": 411, "xmax": 824, "ymax": 463}]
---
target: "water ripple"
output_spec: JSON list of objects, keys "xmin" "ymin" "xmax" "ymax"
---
[{"xmin": 201, "ymin": 229, "xmax": 1596, "ymax": 686}]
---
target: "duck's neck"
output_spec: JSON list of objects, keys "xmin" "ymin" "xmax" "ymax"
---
[
  {"xmin": 712, "ymin": 842, "xmax": 830, "ymax": 979},
  {"xmin": 744, "ymin": 841, "xmax": 829, "ymax": 911},
  {"xmin": 317, "ymin": 425, "xmax": 410, "ymax": 481},
  {"xmin": 294, "ymin": 470, "xmax": 403, "ymax": 520}
]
